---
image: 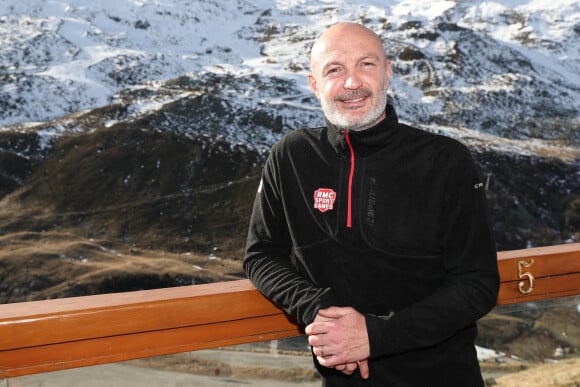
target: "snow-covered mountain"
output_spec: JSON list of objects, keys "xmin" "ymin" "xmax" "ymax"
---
[
  {"xmin": 1, "ymin": 3, "xmax": 579, "ymax": 370},
  {"xmin": 1, "ymin": 0, "xmax": 579, "ymax": 154},
  {"xmin": 0, "ymin": 0, "xmax": 578, "ymax": 255}
]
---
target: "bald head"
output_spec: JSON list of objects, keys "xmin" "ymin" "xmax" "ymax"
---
[{"xmin": 310, "ymin": 22, "xmax": 387, "ymax": 74}]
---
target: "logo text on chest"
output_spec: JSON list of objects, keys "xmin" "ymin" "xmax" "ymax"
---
[
  {"xmin": 313, "ymin": 188, "xmax": 336, "ymax": 213},
  {"xmin": 367, "ymin": 177, "xmax": 377, "ymax": 226}
]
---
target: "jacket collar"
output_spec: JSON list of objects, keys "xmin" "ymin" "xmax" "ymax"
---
[{"xmin": 327, "ymin": 104, "xmax": 399, "ymax": 157}]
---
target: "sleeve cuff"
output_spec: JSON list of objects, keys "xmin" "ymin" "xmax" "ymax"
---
[{"xmin": 365, "ymin": 311, "xmax": 394, "ymax": 358}]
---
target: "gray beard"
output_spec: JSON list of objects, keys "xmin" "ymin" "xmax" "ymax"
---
[{"xmin": 321, "ymin": 88, "xmax": 388, "ymax": 131}]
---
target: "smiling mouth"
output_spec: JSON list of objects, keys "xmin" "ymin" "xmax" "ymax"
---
[
  {"xmin": 337, "ymin": 90, "xmax": 371, "ymax": 105},
  {"xmin": 339, "ymin": 96, "xmax": 369, "ymax": 109},
  {"xmin": 343, "ymin": 96, "xmax": 366, "ymax": 103}
]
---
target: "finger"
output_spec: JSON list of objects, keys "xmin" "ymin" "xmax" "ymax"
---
[
  {"xmin": 339, "ymin": 362, "xmax": 358, "ymax": 375},
  {"xmin": 308, "ymin": 334, "xmax": 329, "ymax": 348},
  {"xmin": 317, "ymin": 354, "xmax": 340, "ymax": 368},
  {"xmin": 307, "ymin": 335, "xmax": 318, "ymax": 347},
  {"xmin": 305, "ymin": 321, "xmax": 330, "ymax": 336},
  {"xmin": 313, "ymin": 345, "xmax": 330, "ymax": 358},
  {"xmin": 304, "ymin": 323, "xmax": 315, "ymax": 336},
  {"xmin": 358, "ymin": 360, "xmax": 370, "ymax": 379},
  {"xmin": 317, "ymin": 306, "xmax": 350, "ymax": 319},
  {"xmin": 317, "ymin": 355, "xmax": 331, "ymax": 367}
]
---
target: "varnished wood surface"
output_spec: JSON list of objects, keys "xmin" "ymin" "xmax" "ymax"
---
[{"xmin": 1, "ymin": 243, "xmax": 579, "ymax": 378}]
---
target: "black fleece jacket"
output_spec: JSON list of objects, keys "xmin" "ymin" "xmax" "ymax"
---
[{"xmin": 244, "ymin": 104, "xmax": 499, "ymax": 386}]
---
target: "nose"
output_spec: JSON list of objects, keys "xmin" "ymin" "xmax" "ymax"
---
[{"xmin": 344, "ymin": 70, "xmax": 362, "ymax": 90}]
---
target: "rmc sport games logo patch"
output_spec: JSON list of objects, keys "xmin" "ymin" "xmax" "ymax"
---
[{"xmin": 313, "ymin": 188, "xmax": 336, "ymax": 213}]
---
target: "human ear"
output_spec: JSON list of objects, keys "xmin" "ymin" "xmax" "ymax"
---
[
  {"xmin": 384, "ymin": 59, "xmax": 392, "ymax": 89},
  {"xmin": 308, "ymin": 73, "xmax": 320, "ymax": 98}
]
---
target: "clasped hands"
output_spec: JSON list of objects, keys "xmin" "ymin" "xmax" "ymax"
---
[{"xmin": 305, "ymin": 306, "xmax": 370, "ymax": 379}]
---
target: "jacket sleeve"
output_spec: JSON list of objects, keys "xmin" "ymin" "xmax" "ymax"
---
[
  {"xmin": 243, "ymin": 147, "xmax": 340, "ymax": 326},
  {"xmin": 366, "ymin": 143, "xmax": 500, "ymax": 358}
]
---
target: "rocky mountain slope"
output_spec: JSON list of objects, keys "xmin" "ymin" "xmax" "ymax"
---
[{"xmin": 0, "ymin": 0, "xmax": 579, "ymax": 373}]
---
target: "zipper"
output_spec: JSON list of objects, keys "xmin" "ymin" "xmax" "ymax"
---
[{"xmin": 343, "ymin": 131, "xmax": 355, "ymax": 228}]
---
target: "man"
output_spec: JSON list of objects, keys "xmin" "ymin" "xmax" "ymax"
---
[{"xmin": 244, "ymin": 22, "xmax": 499, "ymax": 386}]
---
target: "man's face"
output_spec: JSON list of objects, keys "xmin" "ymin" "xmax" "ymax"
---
[{"xmin": 308, "ymin": 24, "xmax": 391, "ymax": 131}]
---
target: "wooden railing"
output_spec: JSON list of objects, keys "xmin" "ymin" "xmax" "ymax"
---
[{"xmin": 1, "ymin": 243, "xmax": 579, "ymax": 379}]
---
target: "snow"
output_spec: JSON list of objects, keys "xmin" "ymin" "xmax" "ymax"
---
[
  {"xmin": 391, "ymin": 0, "xmax": 456, "ymax": 21},
  {"xmin": 476, "ymin": 346, "xmax": 505, "ymax": 361},
  {"xmin": 0, "ymin": 0, "xmax": 579, "ymax": 157}
]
